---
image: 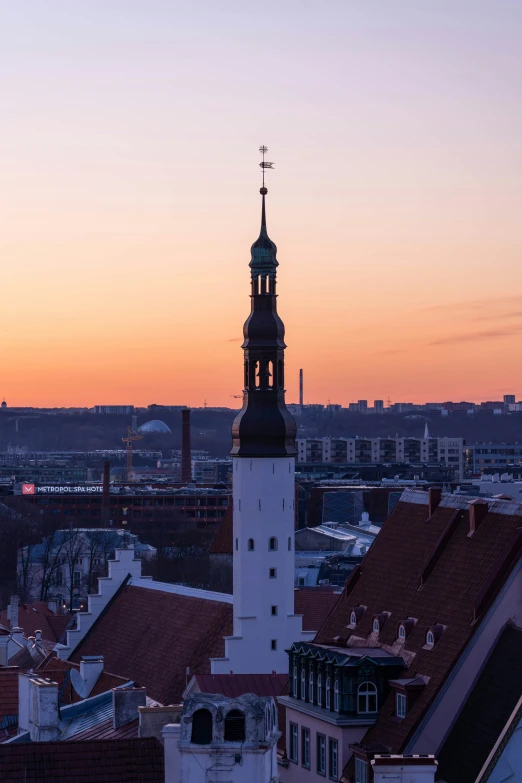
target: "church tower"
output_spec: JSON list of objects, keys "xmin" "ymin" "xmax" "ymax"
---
[{"xmin": 212, "ymin": 149, "xmax": 310, "ymax": 675}]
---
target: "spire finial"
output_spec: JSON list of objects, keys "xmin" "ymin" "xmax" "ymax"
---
[{"xmin": 259, "ymin": 145, "xmax": 273, "ymax": 195}]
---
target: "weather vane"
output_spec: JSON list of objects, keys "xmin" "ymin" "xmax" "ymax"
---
[{"xmin": 259, "ymin": 145, "xmax": 274, "ymax": 194}]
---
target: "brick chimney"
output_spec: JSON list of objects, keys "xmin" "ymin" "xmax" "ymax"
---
[
  {"xmin": 468, "ymin": 499, "xmax": 489, "ymax": 536},
  {"xmin": 428, "ymin": 487, "xmax": 442, "ymax": 518},
  {"xmin": 181, "ymin": 408, "xmax": 192, "ymax": 483}
]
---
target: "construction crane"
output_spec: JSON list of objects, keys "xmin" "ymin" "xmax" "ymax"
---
[{"xmin": 122, "ymin": 426, "xmax": 143, "ymax": 483}]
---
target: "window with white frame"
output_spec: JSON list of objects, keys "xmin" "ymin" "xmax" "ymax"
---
[
  {"xmin": 372, "ymin": 618, "xmax": 380, "ymax": 633},
  {"xmin": 301, "ymin": 727, "xmax": 310, "ymax": 768},
  {"xmin": 301, "ymin": 670, "xmax": 306, "ymax": 699},
  {"xmin": 334, "ymin": 679, "xmax": 339, "ymax": 711},
  {"xmin": 73, "ymin": 571, "xmax": 81, "ymax": 586},
  {"xmin": 357, "ymin": 681, "xmax": 377, "ymax": 713},
  {"xmin": 309, "ymin": 672, "xmax": 314, "ymax": 702},
  {"xmin": 329, "ymin": 738, "xmax": 338, "ymax": 781},
  {"xmin": 293, "ymin": 666, "xmax": 298, "ymax": 697},
  {"xmin": 317, "ymin": 733, "xmax": 326, "ymax": 775},
  {"xmin": 396, "ymin": 691, "xmax": 407, "ymax": 719},
  {"xmin": 355, "ymin": 758, "xmax": 368, "ymax": 783},
  {"xmin": 290, "ymin": 723, "xmax": 298, "ymax": 762},
  {"xmin": 426, "ymin": 630, "xmax": 435, "ymax": 645},
  {"xmin": 398, "ymin": 624, "xmax": 406, "ymax": 640},
  {"xmin": 317, "ymin": 674, "xmax": 323, "ymax": 706},
  {"xmin": 326, "ymin": 677, "xmax": 331, "ymax": 709},
  {"xmin": 350, "ymin": 610, "xmax": 357, "ymax": 625}
]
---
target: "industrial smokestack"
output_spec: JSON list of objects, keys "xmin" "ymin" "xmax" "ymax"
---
[
  {"xmin": 181, "ymin": 408, "xmax": 192, "ymax": 483},
  {"xmin": 299, "ymin": 369, "xmax": 304, "ymax": 407},
  {"xmin": 102, "ymin": 460, "xmax": 110, "ymax": 524}
]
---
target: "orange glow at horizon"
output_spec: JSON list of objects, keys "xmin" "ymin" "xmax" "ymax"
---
[{"xmin": 2, "ymin": 2, "xmax": 522, "ymax": 408}]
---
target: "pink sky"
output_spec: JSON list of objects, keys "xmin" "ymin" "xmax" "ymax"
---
[{"xmin": 1, "ymin": 1, "xmax": 521, "ymax": 407}]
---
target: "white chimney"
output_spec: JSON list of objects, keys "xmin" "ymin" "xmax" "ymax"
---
[
  {"xmin": 28, "ymin": 677, "xmax": 60, "ymax": 741},
  {"xmin": 163, "ymin": 723, "xmax": 181, "ymax": 783},
  {"xmin": 359, "ymin": 512, "xmax": 371, "ymax": 529},
  {"xmin": 372, "ymin": 755, "xmax": 438, "ymax": 783},
  {"xmin": 7, "ymin": 595, "xmax": 19, "ymax": 627},
  {"xmin": 79, "ymin": 656, "xmax": 104, "ymax": 697},
  {"xmin": 18, "ymin": 673, "xmax": 32, "ymax": 733},
  {"xmin": 113, "ymin": 687, "xmax": 147, "ymax": 728},
  {"xmin": 0, "ymin": 633, "xmax": 9, "ymax": 666}
]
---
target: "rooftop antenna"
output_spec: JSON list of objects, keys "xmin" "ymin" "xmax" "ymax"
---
[{"xmin": 259, "ymin": 145, "xmax": 274, "ymax": 193}]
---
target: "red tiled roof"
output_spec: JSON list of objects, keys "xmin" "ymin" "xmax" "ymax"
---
[
  {"xmin": 294, "ymin": 589, "xmax": 340, "ymax": 632},
  {"xmin": 0, "ymin": 737, "xmax": 164, "ymax": 782},
  {"xmin": 71, "ymin": 585, "xmax": 232, "ymax": 705},
  {"xmin": 208, "ymin": 508, "xmax": 233, "ymax": 554},
  {"xmin": 191, "ymin": 673, "xmax": 288, "ymax": 699},
  {"xmin": 0, "ymin": 603, "xmax": 71, "ymax": 644},
  {"xmin": 314, "ymin": 491, "xmax": 522, "ymax": 756},
  {"xmin": 0, "ymin": 670, "xmax": 20, "ymax": 718}
]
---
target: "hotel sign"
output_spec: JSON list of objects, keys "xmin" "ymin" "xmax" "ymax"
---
[{"xmin": 22, "ymin": 484, "xmax": 103, "ymax": 494}]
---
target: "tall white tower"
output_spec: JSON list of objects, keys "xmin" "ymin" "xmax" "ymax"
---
[{"xmin": 212, "ymin": 149, "xmax": 309, "ymax": 674}]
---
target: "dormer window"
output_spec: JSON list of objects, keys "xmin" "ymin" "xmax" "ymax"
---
[
  {"xmin": 372, "ymin": 612, "xmax": 390, "ymax": 634},
  {"xmin": 372, "ymin": 618, "xmax": 380, "ymax": 633},
  {"xmin": 398, "ymin": 624, "xmax": 406, "ymax": 640},
  {"xmin": 396, "ymin": 618, "xmax": 416, "ymax": 642},
  {"xmin": 426, "ymin": 630, "xmax": 435, "ymax": 646},
  {"xmin": 424, "ymin": 624, "xmax": 444, "ymax": 649},
  {"xmin": 396, "ymin": 692, "xmax": 407, "ymax": 719},
  {"xmin": 348, "ymin": 605, "xmax": 366, "ymax": 629},
  {"xmin": 357, "ymin": 681, "xmax": 377, "ymax": 714}
]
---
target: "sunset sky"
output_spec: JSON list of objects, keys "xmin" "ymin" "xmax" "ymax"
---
[{"xmin": 2, "ymin": 1, "xmax": 522, "ymax": 407}]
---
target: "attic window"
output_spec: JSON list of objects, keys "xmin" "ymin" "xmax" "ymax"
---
[
  {"xmin": 426, "ymin": 630, "xmax": 435, "ymax": 646},
  {"xmin": 350, "ymin": 611, "xmax": 357, "ymax": 626},
  {"xmin": 372, "ymin": 618, "xmax": 380, "ymax": 633},
  {"xmin": 398, "ymin": 624, "xmax": 406, "ymax": 641},
  {"xmin": 424, "ymin": 624, "xmax": 444, "ymax": 648}
]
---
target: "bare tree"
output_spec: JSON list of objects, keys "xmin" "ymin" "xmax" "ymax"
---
[
  {"xmin": 61, "ymin": 527, "xmax": 87, "ymax": 612},
  {"xmin": 84, "ymin": 529, "xmax": 116, "ymax": 594}
]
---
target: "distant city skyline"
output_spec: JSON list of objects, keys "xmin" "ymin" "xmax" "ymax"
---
[{"xmin": 2, "ymin": 1, "xmax": 522, "ymax": 407}]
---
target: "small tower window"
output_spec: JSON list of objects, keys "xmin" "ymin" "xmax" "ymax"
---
[
  {"xmin": 288, "ymin": 537, "xmax": 292, "ymax": 551},
  {"xmin": 224, "ymin": 710, "xmax": 245, "ymax": 742},
  {"xmin": 235, "ymin": 538, "xmax": 238, "ymax": 551},
  {"xmin": 191, "ymin": 709, "xmax": 213, "ymax": 744},
  {"xmin": 271, "ymin": 639, "xmax": 277, "ymax": 650},
  {"xmin": 269, "ymin": 568, "xmax": 277, "ymax": 578},
  {"xmin": 248, "ymin": 538, "xmax": 255, "ymax": 551},
  {"xmin": 271, "ymin": 605, "xmax": 278, "ymax": 615},
  {"xmin": 269, "ymin": 537, "xmax": 278, "ymax": 551}
]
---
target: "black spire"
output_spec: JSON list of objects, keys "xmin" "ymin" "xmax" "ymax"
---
[{"xmin": 231, "ymin": 150, "xmax": 297, "ymax": 458}]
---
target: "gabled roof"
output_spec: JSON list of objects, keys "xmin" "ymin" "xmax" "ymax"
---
[
  {"xmin": 437, "ymin": 624, "xmax": 522, "ymax": 783},
  {"xmin": 70, "ymin": 584, "xmax": 232, "ymax": 705},
  {"xmin": 70, "ymin": 581, "xmax": 338, "ymax": 706},
  {"xmin": 0, "ymin": 602, "xmax": 72, "ymax": 644},
  {"xmin": 0, "ymin": 737, "xmax": 164, "ymax": 782},
  {"xmin": 314, "ymin": 489, "xmax": 522, "ymax": 755}
]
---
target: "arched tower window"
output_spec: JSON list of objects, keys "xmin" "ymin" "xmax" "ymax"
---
[
  {"xmin": 267, "ymin": 360, "xmax": 274, "ymax": 388},
  {"xmin": 278, "ymin": 360, "xmax": 283, "ymax": 389},
  {"xmin": 224, "ymin": 710, "xmax": 245, "ymax": 742},
  {"xmin": 357, "ymin": 682, "xmax": 377, "ymax": 714},
  {"xmin": 244, "ymin": 362, "xmax": 248, "ymax": 388},
  {"xmin": 248, "ymin": 538, "xmax": 255, "ymax": 551},
  {"xmin": 269, "ymin": 537, "xmax": 278, "ymax": 551},
  {"xmin": 191, "ymin": 709, "xmax": 213, "ymax": 744}
]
